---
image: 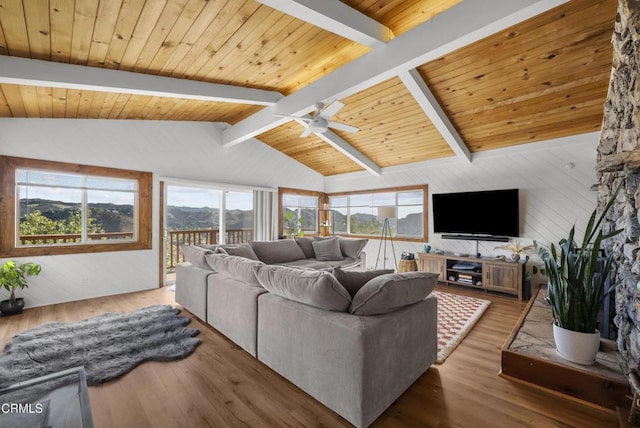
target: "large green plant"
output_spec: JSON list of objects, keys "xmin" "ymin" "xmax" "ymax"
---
[
  {"xmin": 0, "ymin": 260, "xmax": 42, "ymax": 302},
  {"xmin": 543, "ymin": 186, "xmax": 622, "ymax": 333}
]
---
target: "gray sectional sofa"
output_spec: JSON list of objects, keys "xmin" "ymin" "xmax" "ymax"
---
[{"xmin": 175, "ymin": 237, "xmax": 438, "ymax": 428}]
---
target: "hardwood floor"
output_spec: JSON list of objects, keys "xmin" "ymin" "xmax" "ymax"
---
[{"xmin": 0, "ymin": 285, "xmax": 618, "ymax": 427}]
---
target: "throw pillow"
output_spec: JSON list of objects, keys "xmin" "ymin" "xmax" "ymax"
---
[
  {"xmin": 294, "ymin": 236, "xmax": 316, "ymax": 259},
  {"xmin": 312, "ymin": 237, "xmax": 344, "ymax": 261},
  {"xmin": 181, "ymin": 245, "xmax": 213, "ymax": 271},
  {"xmin": 249, "ymin": 240, "xmax": 306, "ymax": 264},
  {"xmin": 338, "ymin": 237, "xmax": 368, "ymax": 259},
  {"xmin": 205, "ymin": 253, "xmax": 264, "ymax": 285},
  {"xmin": 349, "ymin": 271, "xmax": 439, "ymax": 316},
  {"xmin": 253, "ymin": 265, "xmax": 351, "ymax": 311},
  {"xmin": 221, "ymin": 243, "xmax": 259, "ymax": 260},
  {"xmin": 332, "ymin": 267, "xmax": 394, "ymax": 298}
]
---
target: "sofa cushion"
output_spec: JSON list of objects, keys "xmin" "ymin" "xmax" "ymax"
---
[
  {"xmin": 332, "ymin": 267, "xmax": 395, "ymax": 298},
  {"xmin": 254, "ymin": 265, "xmax": 351, "ymax": 311},
  {"xmin": 349, "ymin": 272, "xmax": 438, "ymax": 316},
  {"xmin": 205, "ymin": 253, "xmax": 263, "ymax": 285},
  {"xmin": 272, "ymin": 259, "xmax": 333, "ymax": 270},
  {"xmin": 249, "ymin": 240, "xmax": 306, "ymax": 264},
  {"xmin": 182, "ymin": 245, "xmax": 213, "ymax": 271},
  {"xmin": 312, "ymin": 237, "xmax": 344, "ymax": 261},
  {"xmin": 295, "ymin": 237, "xmax": 316, "ymax": 259},
  {"xmin": 338, "ymin": 238, "xmax": 368, "ymax": 259},
  {"xmin": 220, "ymin": 243, "xmax": 259, "ymax": 260}
]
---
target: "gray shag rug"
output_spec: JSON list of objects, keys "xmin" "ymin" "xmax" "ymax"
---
[{"xmin": 0, "ymin": 304, "xmax": 200, "ymax": 388}]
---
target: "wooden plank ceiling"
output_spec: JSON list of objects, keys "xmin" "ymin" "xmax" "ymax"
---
[{"xmin": 0, "ymin": 0, "xmax": 617, "ymax": 176}]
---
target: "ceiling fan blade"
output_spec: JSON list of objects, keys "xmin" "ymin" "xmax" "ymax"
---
[
  {"xmin": 318, "ymin": 100, "xmax": 344, "ymax": 118},
  {"xmin": 327, "ymin": 121, "xmax": 359, "ymax": 134},
  {"xmin": 300, "ymin": 127, "xmax": 314, "ymax": 137},
  {"xmin": 273, "ymin": 113, "xmax": 312, "ymax": 122}
]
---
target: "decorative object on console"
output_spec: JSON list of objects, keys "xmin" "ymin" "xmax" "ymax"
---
[
  {"xmin": 542, "ymin": 183, "xmax": 622, "ymax": 365},
  {"xmin": 0, "ymin": 260, "xmax": 41, "ymax": 316},
  {"xmin": 495, "ymin": 240, "xmax": 534, "ymax": 262},
  {"xmin": 376, "ymin": 206, "xmax": 397, "ymax": 269}
]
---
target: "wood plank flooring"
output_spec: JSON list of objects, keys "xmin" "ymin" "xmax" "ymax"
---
[{"xmin": 0, "ymin": 285, "xmax": 618, "ymax": 427}]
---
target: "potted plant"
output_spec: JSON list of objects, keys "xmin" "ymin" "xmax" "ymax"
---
[
  {"xmin": 283, "ymin": 211, "xmax": 304, "ymax": 239},
  {"xmin": 542, "ymin": 186, "xmax": 622, "ymax": 365},
  {"xmin": 0, "ymin": 260, "xmax": 41, "ymax": 316}
]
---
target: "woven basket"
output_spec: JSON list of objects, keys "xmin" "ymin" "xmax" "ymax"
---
[{"xmin": 398, "ymin": 259, "xmax": 418, "ymax": 273}]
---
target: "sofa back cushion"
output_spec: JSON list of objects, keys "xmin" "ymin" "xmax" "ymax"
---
[
  {"xmin": 182, "ymin": 245, "xmax": 213, "ymax": 271},
  {"xmin": 312, "ymin": 237, "xmax": 343, "ymax": 261},
  {"xmin": 338, "ymin": 238, "xmax": 368, "ymax": 259},
  {"xmin": 221, "ymin": 243, "xmax": 260, "ymax": 261},
  {"xmin": 349, "ymin": 272, "xmax": 438, "ymax": 316},
  {"xmin": 254, "ymin": 265, "xmax": 351, "ymax": 311},
  {"xmin": 249, "ymin": 240, "xmax": 306, "ymax": 264},
  {"xmin": 294, "ymin": 237, "xmax": 316, "ymax": 259},
  {"xmin": 205, "ymin": 253, "xmax": 264, "ymax": 285},
  {"xmin": 332, "ymin": 267, "xmax": 394, "ymax": 298}
]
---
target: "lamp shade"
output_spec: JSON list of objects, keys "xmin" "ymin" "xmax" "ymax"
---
[{"xmin": 377, "ymin": 206, "xmax": 397, "ymax": 219}]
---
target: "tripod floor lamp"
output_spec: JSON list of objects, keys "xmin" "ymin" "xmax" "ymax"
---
[{"xmin": 375, "ymin": 206, "xmax": 397, "ymax": 270}]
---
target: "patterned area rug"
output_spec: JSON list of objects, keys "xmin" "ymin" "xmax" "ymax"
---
[{"xmin": 433, "ymin": 290, "xmax": 491, "ymax": 363}]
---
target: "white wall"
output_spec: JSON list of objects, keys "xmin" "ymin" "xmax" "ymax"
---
[
  {"xmin": 0, "ymin": 118, "xmax": 600, "ymax": 306},
  {"xmin": 326, "ymin": 133, "xmax": 600, "ymax": 278},
  {"xmin": 0, "ymin": 118, "xmax": 324, "ymax": 307}
]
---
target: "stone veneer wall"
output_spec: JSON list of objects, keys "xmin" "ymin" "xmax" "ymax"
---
[{"xmin": 596, "ymin": 0, "xmax": 640, "ymax": 375}]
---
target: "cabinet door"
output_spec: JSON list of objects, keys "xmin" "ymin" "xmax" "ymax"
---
[
  {"xmin": 483, "ymin": 262, "xmax": 520, "ymax": 295},
  {"xmin": 418, "ymin": 254, "xmax": 445, "ymax": 281}
]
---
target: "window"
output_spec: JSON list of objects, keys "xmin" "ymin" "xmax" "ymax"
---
[
  {"xmin": 328, "ymin": 185, "xmax": 427, "ymax": 242},
  {"xmin": 224, "ymin": 190, "xmax": 254, "ymax": 243},
  {"xmin": 0, "ymin": 156, "xmax": 152, "ymax": 257},
  {"xmin": 278, "ymin": 188, "xmax": 322, "ymax": 237}
]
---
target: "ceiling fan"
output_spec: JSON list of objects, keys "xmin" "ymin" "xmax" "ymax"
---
[{"xmin": 274, "ymin": 100, "xmax": 359, "ymax": 137}]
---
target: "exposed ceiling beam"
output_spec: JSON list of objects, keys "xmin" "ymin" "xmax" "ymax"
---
[
  {"xmin": 256, "ymin": 0, "xmax": 392, "ymax": 48},
  {"xmin": 399, "ymin": 69, "xmax": 472, "ymax": 163},
  {"xmin": 0, "ymin": 56, "xmax": 283, "ymax": 106},
  {"xmin": 292, "ymin": 119, "xmax": 381, "ymax": 176},
  {"xmin": 222, "ymin": 0, "xmax": 568, "ymax": 147}
]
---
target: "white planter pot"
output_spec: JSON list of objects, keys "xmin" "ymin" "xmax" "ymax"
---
[{"xmin": 552, "ymin": 324, "xmax": 601, "ymax": 365}]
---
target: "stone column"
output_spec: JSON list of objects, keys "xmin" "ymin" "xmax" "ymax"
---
[{"xmin": 596, "ymin": 0, "xmax": 640, "ymax": 376}]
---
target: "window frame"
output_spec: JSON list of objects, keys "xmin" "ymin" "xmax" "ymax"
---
[
  {"xmin": 278, "ymin": 187, "xmax": 325, "ymax": 237},
  {"xmin": 0, "ymin": 156, "xmax": 152, "ymax": 257},
  {"xmin": 327, "ymin": 185, "xmax": 428, "ymax": 242}
]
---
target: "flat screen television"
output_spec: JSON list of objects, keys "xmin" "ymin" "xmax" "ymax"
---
[{"xmin": 432, "ymin": 189, "xmax": 519, "ymax": 240}]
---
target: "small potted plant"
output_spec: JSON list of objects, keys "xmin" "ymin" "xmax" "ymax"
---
[
  {"xmin": 542, "ymin": 185, "xmax": 622, "ymax": 365},
  {"xmin": 0, "ymin": 260, "xmax": 41, "ymax": 316}
]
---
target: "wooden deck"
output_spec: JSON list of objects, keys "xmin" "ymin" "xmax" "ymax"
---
[{"xmin": 0, "ymin": 285, "xmax": 619, "ymax": 427}]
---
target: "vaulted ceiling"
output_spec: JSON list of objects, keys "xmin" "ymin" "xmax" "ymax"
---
[{"xmin": 0, "ymin": 0, "xmax": 617, "ymax": 176}]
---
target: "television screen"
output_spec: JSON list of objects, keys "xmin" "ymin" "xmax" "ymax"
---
[{"xmin": 432, "ymin": 189, "xmax": 519, "ymax": 238}]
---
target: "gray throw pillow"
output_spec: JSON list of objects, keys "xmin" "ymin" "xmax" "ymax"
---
[
  {"xmin": 312, "ymin": 237, "xmax": 344, "ymax": 261},
  {"xmin": 205, "ymin": 253, "xmax": 263, "ymax": 285},
  {"xmin": 349, "ymin": 271, "xmax": 438, "ymax": 316},
  {"xmin": 181, "ymin": 245, "xmax": 213, "ymax": 271},
  {"xmin": 295, "ymin": 237, "xmax": 316, "ymax": 259},
  {"xmin": 332, "ymin": 267, "xmax": 394, "ymax": 298},
  {"xmin": 254, "ymin": 265, "xmax": 351, "ymax": 311},
  {"xmin": 221, "ymin": 243, "xmax": 259, "ymax": 260},
  {"xmin": 249, "ymin": 240, "xmax": 306, "ymax": 264},
  {"xmin": 338, "ymin": 237, "xmax": 368, "ymax": 259}
]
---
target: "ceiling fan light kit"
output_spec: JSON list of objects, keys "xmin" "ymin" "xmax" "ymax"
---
[{"xmin": 274, "ymin": 100, "xmax": 360, "ymax": 137}]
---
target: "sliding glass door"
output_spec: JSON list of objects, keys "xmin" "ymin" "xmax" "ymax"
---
[{"xmin": 162, "ymin": 184, "xmax": 256, "ymax": 285}]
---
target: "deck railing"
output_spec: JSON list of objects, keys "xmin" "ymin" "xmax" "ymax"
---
[
  {"xmin": 167, "ymin": 228, "xmax": 253, "ymax": 269},
  {"xmin": 19, "ymin": 229, "xmax": 253, "ymax": 271},
  {"xmin": 19, "ymin": 232, "xmax": 135, "ymax": 245}
]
